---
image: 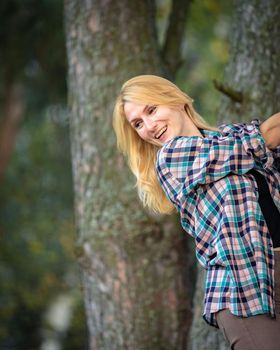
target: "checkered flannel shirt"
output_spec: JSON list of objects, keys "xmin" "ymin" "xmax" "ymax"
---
[{"xmin": 156, "ymin": 119, "xmax": 280, "ymax": 327}]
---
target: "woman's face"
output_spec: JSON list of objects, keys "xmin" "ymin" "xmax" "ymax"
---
[{"xmin": 124, "ymin": 101, "xmax": 203, "ymax": 146}]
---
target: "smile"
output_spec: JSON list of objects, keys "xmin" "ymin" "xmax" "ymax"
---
[{"xmin": 155, "ymin": 126, "xmax": 167, "ymax": 139}]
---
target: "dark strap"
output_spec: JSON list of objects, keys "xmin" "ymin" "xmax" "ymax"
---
[{"xmin": 248, "ymin": 169, "xmax": 280, "ymax": 248}]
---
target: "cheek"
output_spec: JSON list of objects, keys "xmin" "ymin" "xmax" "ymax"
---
[{"xmin": 137, "ymin": 129, "xmax": 148, "ymax": 140}]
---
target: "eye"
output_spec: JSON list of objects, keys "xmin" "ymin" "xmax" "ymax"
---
[
  {"xmin": 134, "ymin": 120, "xmax": 143, "ymax": 129},
  {"xmin": 148, "ymin": 105, "xmax": 156, "ymax": 114}
]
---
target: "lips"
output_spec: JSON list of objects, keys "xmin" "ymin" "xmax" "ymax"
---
[{"xmin": 155, "ymin": 126, "xmax": 167, "ymax": 139}]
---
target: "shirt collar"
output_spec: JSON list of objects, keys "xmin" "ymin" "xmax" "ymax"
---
[{"xmin": 199, "ymin": 129, "xmax": 221, "ymax": 138}]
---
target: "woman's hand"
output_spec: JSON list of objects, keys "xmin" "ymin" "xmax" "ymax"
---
[{"xmin": 260, "ymin": 112, "xmax": 280, "ymax": 149}]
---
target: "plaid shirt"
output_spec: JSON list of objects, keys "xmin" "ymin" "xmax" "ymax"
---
[{"xmin": 156, "ymin": 119, "xmax": 280, "ymax": 328}]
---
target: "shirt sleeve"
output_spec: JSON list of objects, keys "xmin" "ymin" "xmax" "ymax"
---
[
  {"xmin": 220, "ymin": 118, "xmax": 278, "ymax": 168},
  {"xmin": 156, "ymin": 119, "xmax": 272, "ymax": 209}
]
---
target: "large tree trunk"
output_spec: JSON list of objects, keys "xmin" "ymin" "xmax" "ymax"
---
[
  {"xmin": 189, "ymin": 1, "xmax": 280, "ymax": 349},
  {"xmin": 64, "ymin": 1, "xmax": 195, "ymax": 349},
  {"xmin": 218, "ymin": 0, "xmax": 280, "ymax": 123}
]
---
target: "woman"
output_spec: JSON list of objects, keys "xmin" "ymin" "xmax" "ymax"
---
[{"xmin": 112, "ymin": 74, "xmax": 280, "ymax": 349}]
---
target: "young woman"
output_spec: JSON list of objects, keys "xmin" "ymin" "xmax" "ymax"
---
[{"xmin": 112, "ymin": 74, "xmax": 280, "ymax": 350}]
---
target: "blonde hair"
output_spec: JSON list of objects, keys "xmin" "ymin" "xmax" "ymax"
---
[{"xmin": 112, "ymin": 75, "xmax": 219, "ymax": 214}]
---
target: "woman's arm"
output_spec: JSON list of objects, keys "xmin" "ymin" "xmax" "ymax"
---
[
  {"xmin": 156, "ymin": 118, "xmax": 277, "ymax": 208},
  {"xmin": 260, "ymin": 112, "xmax": 280, "ymax": 149}
]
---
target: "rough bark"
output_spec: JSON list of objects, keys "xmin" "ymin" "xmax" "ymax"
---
[
  {"xmin": 187, "ymin": 267, "xmax": 228, "ymax": 350},
  {"xmin": 64, "ymin": 1, "xmax": 195, "ymax": 349},
  {"xmin": 218, "ymin": 0, "xmax": 280, "ymax": 123},
  {"xmin": 189, "ymin": 1, "xmax": 280, "ymax": 349}
]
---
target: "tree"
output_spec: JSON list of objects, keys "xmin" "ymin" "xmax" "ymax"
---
[
  {"xmin": 0, "ymin": 1, "xmax": 87, "ymax": 349},
  {"xmin": 218, "ymin": 0, "xmax": 280, "ymax": 124},
  {"xmin": 188, "ymin": 0, "xmax": 280, "ymax": 349},
  {"xmin": 0, "ymin": 0, "xmax": 66, "ymax": 182},
  {"xmin": 64, "ymin": 1, "xmax": 195, "ymax": 349}
]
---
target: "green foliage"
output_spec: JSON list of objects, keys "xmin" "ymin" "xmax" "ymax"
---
[
  {"xmin": 0, "ymin": 1, "xmax": 86, "ymax": 349},
  {"xmin": 0, "ymin": 114, "xmax": 86, "ymax": 349},
  {"xmin": 0, "ymin": 0, "xmax": 66, "ymax": 100}
]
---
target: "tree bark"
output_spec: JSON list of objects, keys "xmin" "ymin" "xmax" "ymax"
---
[
  {"xmin": 64, "ymin": 1, "xmax": 195, "ymax": 349},
  {"xmin": 189, "ymin": 1, "xmax": 280, "ymax": 349},
  {"xmin": 218, "ymin": 0, "xmax": 280, "ymax": 124}
]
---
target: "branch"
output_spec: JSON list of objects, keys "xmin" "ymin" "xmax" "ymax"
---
[
  {"xmin": 162, "ymin": 0, "xmax": 193, "ymax": 79},
  {"xmin": 213, "ymin": 79, "xmax": 243, "ymax": 103}
]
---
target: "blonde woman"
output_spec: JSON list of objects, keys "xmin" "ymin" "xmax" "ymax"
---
[{"xmin": 113, "ymin": 75, "xmax": 280, "ymax": 350}]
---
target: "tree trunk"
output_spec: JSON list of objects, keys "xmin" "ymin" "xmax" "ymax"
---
[
  {"xmin": 64, "ymin": 1, "xmax": 195, "ymax": 349},
  {"xmin": 218, "ymin": 0, "xmax": 280, "ymax": 123},
  {"xmin": 189, "ymin": 0, "xmax": 280, "ymax": 349}
]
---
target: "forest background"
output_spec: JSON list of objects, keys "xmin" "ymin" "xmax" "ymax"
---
[{"xmin": 1, "ymin": 0, "xmax": 234, "ymax": 349}]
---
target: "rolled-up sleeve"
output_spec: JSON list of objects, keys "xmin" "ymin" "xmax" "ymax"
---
[
  {"xmin": 156, "ymin": 119, "xmax": 273, "ymax": 208},
  {"xmin": 219, "ymin": 119, "xmax": 275, "ymax": 169}
]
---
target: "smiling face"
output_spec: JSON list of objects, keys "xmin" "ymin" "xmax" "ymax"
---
[{"xmin": 124, "ymin": 101, "xmax": 203, "ymax": 146}]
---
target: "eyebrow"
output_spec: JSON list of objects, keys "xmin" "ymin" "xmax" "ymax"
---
[{"xmin": 129, "ymin": 105, "xmax": 148, "ymax": 124}]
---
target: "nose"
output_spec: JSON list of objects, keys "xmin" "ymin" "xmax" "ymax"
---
[{"xmin": 143, "ymin": 116, "xmax": 156, "ymax": 131}]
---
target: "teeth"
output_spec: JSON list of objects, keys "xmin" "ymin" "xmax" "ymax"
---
[{"xmin": 155, "ymin": 126, "xmax": 167, "ymax": 139}]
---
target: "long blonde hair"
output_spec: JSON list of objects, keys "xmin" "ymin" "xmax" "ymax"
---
[{"xmin": 112, "ymin": 75, "xmax": 219, "ymax": 214}]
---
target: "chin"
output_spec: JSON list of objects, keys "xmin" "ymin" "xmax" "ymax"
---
[{"xmin": 162, "ymin": 134, "xmax": 173, "ymax": 143}]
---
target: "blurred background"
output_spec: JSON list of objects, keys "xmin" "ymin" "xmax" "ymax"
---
[{"xmin": 0, "ymin": 0, "xmax": 232, "ymax": 349}]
